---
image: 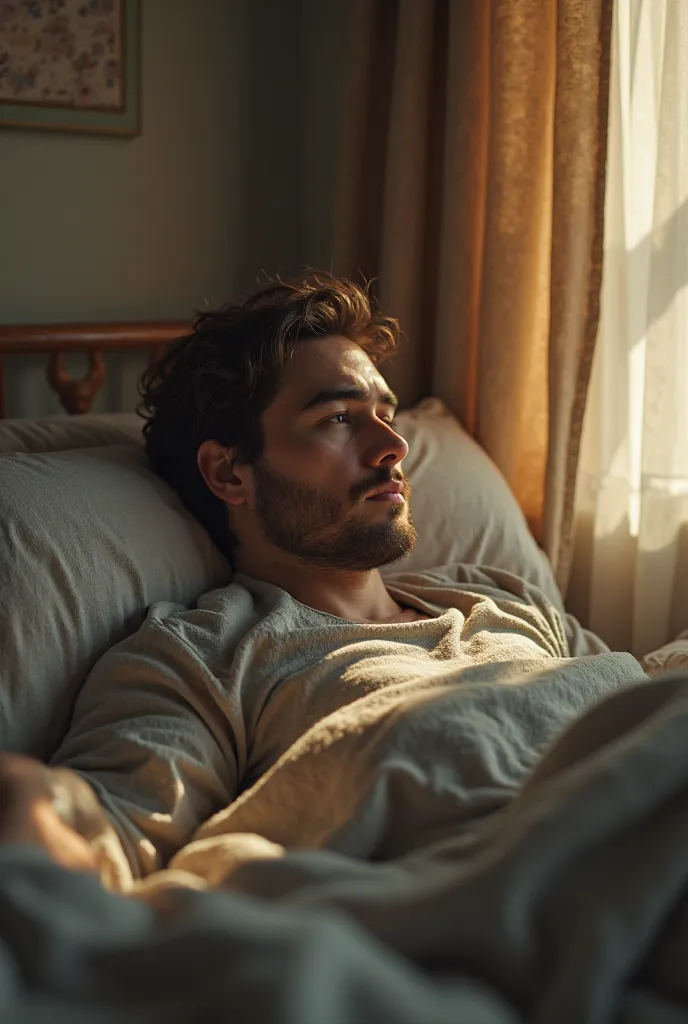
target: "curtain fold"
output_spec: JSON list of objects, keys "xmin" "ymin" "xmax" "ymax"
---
[{"xmin": 334, "ymin": 0, "xmax": 613, "ymax": 590}]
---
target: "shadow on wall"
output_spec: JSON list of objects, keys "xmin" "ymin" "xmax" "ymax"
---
[
  {"xmin": 232, "ymin": 0, "xmax": 305, "ymax": 293},
  {"xmin": 233, "ymin": 0, "xmax": 351, "ymax": 290}
]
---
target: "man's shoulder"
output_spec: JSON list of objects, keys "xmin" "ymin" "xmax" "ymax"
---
[{"xmin": 117, "ymin": 578, "xmax": 273, "ymax": 671}]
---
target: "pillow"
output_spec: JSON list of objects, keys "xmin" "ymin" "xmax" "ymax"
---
[
  {"xmin": 381, "ymin": 398, "xmax": 564, "ymax": 614},
  {"xmin": 0, "ymin": 412, "xmax": 143, "ymax": 454},
  {"xmin": 0, "ymin": 402, "xmax": 561, "ymax": 606},
  {"xmin": 0, "ymin": 445, "xmax": 230, "ymax": 757},
  {"xmin": 0, "ymin": 399, "xmax": 563, "ymax": 758}
]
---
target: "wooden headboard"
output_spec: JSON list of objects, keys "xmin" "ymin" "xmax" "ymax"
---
[{"xmin": 0, "ymin": 322, "xmax": 189, "ymax": 417}]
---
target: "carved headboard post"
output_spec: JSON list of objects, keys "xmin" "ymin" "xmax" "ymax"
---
[
  {"xmin": 47, "ymin": 351, "xmax": 107, "ymax": 415},
  {"xmin": 0, "ymin": 322, "xmax": 188, "ymax": 417}
]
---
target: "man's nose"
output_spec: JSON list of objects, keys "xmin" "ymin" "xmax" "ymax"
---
[{"xmin": 366, "ymin": 421, "xmax": 409, "ymax": 469}]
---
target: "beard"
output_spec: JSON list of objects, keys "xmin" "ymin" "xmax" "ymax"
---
[{"xmin": 250, "ymin": 458, "xmax": 417, "ymax": 571}]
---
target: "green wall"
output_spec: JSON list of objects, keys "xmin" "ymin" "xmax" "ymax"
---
[{"xmin": 0, "ymin": 0, "xmax": 349, "ymax": 415}]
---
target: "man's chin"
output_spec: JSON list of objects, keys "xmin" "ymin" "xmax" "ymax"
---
[
  {"xmin": 290, "ymin": 520, "xmax": 416, "ymax": 572},
  {"xmin": 347, "ymin": 520, "xmax": 417, "ymax": 570}
]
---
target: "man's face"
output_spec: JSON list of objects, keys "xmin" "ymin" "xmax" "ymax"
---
[{"xmin": 244, "ymin": 335, "xmax": 416, "ymax": 570}]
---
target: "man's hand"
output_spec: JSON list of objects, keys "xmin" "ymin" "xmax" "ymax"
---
[{"xmin": 0, "ymin": 752, "xmax": 97, "ymax": 874}]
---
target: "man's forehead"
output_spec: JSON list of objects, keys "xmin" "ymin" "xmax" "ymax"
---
[{"xmin": 280, "ymin": 336, "xmax": 390, "ymax": 406}]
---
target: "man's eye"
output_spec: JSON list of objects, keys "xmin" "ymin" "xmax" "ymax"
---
[{"xmin": 322, "ymin": 412, "xmax": 395, "ymax": 427}]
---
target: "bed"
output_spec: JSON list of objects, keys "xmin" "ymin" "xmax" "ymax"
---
[{"xmin": 1, "ymin": 323, "xmax": 688, "ymax": 1022}]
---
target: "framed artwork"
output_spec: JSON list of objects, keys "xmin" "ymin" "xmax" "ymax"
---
[{"xmin": 0, "ymin": 0, "xmax": 140, "ymax": 136}]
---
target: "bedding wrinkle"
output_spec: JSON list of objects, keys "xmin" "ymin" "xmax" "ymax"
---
[
  {"xmin": 49, "ymin": 565, "xmax": 644, "ymax": 891},
  {"xmin": 9, "ymin": 560, "xmax": 681, "ymax": 1022}
]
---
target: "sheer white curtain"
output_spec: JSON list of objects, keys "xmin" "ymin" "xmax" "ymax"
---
[{"xmin": 570, "ymin": 0, "xmax": 688, "ymax": 659}]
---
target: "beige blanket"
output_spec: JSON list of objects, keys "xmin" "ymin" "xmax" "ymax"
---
[
  {"xmin": 4, "ymin": 670, "xmax": 688, "ymax": 1022},
  {"xmin": 8, "ymin": 564, "xmax": 684, "ymax": 1020}
]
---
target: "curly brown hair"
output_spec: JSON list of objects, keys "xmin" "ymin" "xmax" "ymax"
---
[{"xmin": 138, "ymin": 271, "xmax": 401, "ymax": 559}]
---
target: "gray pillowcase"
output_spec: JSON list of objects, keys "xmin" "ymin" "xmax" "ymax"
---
[{"xmin": 0, "ymin": 445, "xmax": 230, "ymax": 756}]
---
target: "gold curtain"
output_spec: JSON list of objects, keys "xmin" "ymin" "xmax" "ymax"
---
[{"xmin": 333, "ymin": 0, "xmax": 613, "ymax": 592}]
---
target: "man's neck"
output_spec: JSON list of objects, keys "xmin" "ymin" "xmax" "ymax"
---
[{"xmin": 233, "ymin": 549, "xmax": 404, "ymax": 624}]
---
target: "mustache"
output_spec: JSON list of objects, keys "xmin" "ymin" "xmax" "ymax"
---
[{"xmin": 352, "ymin": 472, "xmax": 409, "ymax": 502}]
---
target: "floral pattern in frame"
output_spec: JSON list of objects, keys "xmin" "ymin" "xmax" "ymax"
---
[{"xmin": 0, "ymin": 0, "xmax": 140, "ymax": 135}]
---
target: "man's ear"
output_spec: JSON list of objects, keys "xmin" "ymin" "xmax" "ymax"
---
[{"xmin": 197, "ymin": 440, "xmax": 250, "ymax": 507}]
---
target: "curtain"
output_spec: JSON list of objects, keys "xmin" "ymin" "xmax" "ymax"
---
[
  {"xmin": 569, "ymin": 0, "xmax": 688, "ymax": 658},
  {"xmin": 333, "ymin": 0, "xmax": 613, "ymax": 589}
]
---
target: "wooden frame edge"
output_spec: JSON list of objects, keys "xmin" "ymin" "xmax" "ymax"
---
[{"xmin": 0, "ymin": 320, "xmax": 189, "ymax": 417}]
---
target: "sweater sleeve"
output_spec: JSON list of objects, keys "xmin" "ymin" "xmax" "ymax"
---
[{"xmin": 50, "ymin": 603, "xmax": 243, "ymax": 885}]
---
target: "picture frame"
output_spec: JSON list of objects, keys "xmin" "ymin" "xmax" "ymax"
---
[{"xmin": 0, "ymin": 0, "xmax": 140, "ymax": 137}]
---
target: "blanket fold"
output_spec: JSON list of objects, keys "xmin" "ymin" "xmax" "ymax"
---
[{"xmin": 4, "ymin": 671, "xmax": 688, "ymax": 1022}]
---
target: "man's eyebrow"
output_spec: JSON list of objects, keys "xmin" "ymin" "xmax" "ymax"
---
[{"xmin": 300, "ymin": 385, "xmax": 399, "ymax": 413}]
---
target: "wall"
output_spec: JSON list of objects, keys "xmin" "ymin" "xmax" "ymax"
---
[
  {"xmin": 300, "ymin": 0, "xmax": 350, "ymax": 269},
  {"xmin": 0, "ymin": 0, "xmax": 349, "ymax": 416}
]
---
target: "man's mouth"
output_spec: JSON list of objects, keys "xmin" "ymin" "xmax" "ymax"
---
[
  {"xmin": 364, "ymin": 481, "xmax": 406, "ymax": 503},
  {"xmin": 366, "ymin": 492, "xmax": 406, "ymax": 503}
]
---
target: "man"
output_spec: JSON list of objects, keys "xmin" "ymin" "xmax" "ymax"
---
[{"xmin": 0, "ymin": 272, "xmax": 645, "ymax": 886}]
